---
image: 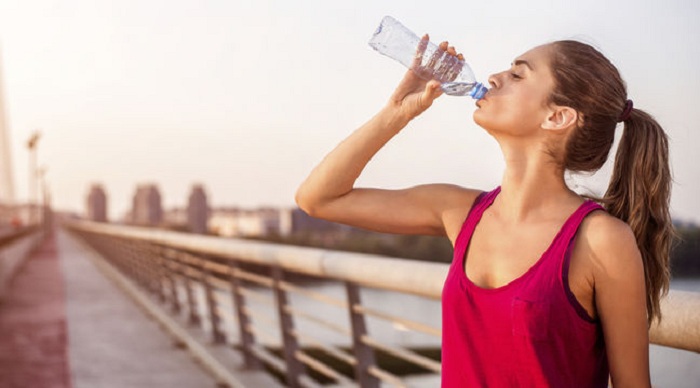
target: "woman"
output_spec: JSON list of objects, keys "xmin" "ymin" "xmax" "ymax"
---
[{"xmin": 295, "ymin": 37, "xmax": 672, "ymax": 387}]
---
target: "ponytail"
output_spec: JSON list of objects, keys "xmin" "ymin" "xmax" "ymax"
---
[
  {"xmin": 603, "ymin": 109, "xmax": 673, "ymax": 325},
  {"xmin": 549, "ymin": 40, "xmax": 674, "ymax": 325}
]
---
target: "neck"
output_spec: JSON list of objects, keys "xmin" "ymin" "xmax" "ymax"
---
[{"xmin": 494, "ymin": 139, "xmax": 579, "ymax": 222}]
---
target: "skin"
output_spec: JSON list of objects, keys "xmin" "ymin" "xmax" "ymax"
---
[{"xmin": 295, "ymin": 38, "xmax": 650, "ymax": 387}]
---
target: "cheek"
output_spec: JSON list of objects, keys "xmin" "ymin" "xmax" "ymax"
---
[
  {"xmin": 473, "ymin": 104, "xmax": 534, "ymax": 132},
  {"xmin": 473, "ymin": 94, "xmax": 548, "ymax": 133}
]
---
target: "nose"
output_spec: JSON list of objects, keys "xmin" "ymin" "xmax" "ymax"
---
[{"xmin": 488, "ymin": 73, "xmax": 500, "ymax": 89}]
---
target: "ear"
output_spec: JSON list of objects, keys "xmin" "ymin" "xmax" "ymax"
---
[{"xmin": 541, "ymin": 106, "xmax": 579, "ymax": 131}]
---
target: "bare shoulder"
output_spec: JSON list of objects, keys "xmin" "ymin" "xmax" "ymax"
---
[{"xmin": 576, "ymin": 210, "xmax": 642, "ymax": 275}]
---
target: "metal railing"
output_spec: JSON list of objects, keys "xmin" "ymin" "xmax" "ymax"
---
[{"xmin": 63, "ymin": 220, "xmax": 700, "ymax": 387}]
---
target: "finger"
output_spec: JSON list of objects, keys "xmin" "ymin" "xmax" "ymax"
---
[
  {"xmin": 443, "ymin": 54, "xmax": 459, "ymax": 82},
  {"xmin": 440, "ymin": 46, "xmax": 458, "ymax": 81},
  {"xmin": 426, "ymin": 41, "xmax": 447, "ymax": 75},
  {"xmin": 443, "ymin": 52, "xmax": 465, "ymax": 82},
  {"xmin": 422, "ymin": 80, "xmax": 443, "ymax": 106},
  {"xmin": 436, "ymin": 54, "xmax": 454, "ymax": 82},
  {"xmin": 412, "ymin": 34, "xmax": 429, "ymax": 69},
  {"xmin": 434, "ymin": 43, "xmax": 455, "ymax": 82}
]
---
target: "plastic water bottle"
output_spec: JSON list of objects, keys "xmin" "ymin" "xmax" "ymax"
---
[{"xmin": 369, "ymin": 16, "xmax": 488, "ymax": 99}]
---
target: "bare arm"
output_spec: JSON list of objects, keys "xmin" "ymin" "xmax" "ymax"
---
[
  {"xmin": 585, "ymin": 215, "xmax": 651, "ymax": 387},
  {"xmin": 296, "ymin": 40, "xmax": 480, "ymax": 239}
]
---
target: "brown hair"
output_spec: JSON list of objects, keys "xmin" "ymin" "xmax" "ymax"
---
[{"xmin": 548, "ymin": 40, "xmax": 673, "ymax": 325}]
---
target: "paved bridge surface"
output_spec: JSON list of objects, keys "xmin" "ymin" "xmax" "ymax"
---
[{"xmin": 0, "ymin": 229, "xmax": 253, "ymax": 388}]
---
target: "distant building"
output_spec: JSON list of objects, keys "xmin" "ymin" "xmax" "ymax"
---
[
  {"xmin": 131, "ymin": 184, "xmax": 163, "ymax": 226},
  {"xmin": 209, "ymin": 207, "xmax": 281, "ymax": 237},
  {"xmin": 162, "ymin": 207, "xmax": 187, "ymax": 227},
  {"xmin": 187, "ymin": 185, "xmax": 209, "ymax": 234},
  {"xmin": 209, "ymin": 207, "xmax": 344, "ymax": 238},
  {"xmin": 284, "ymin": 208, "xmax": 344, "ymax": 235},
  {"xmin": 86, "ymin": 184, "xmax": 108, "ymax": 222}
]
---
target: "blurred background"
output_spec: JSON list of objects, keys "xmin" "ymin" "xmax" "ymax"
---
[
  {"xmin": 0, "ymin": 2, "xmax": 699, "ymax": 387},
  {"xmin": 0, "ymin": 0, "xmax": 698, "ymax": 224}
]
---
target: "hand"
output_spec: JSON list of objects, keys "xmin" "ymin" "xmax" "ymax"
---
[{"xmin": 387, "ymin": 35, "xmax": 464, "ymax": 122}]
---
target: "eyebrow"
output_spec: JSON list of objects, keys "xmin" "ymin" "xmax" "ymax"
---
[{"xmin": 512, "ymin": 59, "xmax": 534, "ymax": 70}]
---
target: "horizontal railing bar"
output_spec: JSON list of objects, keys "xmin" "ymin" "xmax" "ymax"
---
[
  {"xmin": 284, "ymin": 306, "xmax": 351, "ymax": 336},
  {"xmin": 179, "ymin": 266, "xmax": 203, "ymax": 280},
  {"xmin": 174, "ymin": 252, "xmax": 205, "ymax": 267},
  {"xmin": 203, "ymin": 261, "xmax": 232, "ymax": 277},
  {"xmin": 65, "ymin": 221, "xmax": 700, "ymax": 353},
  {"xmin": 207, "ymin": 276, "xmax": 231, "ymax": 291},
  {"xmin": 352, "ymin": 304, "xmax": 441, "ymax": 338},
  {"xmin": 233, "ymin": 268, "xmax": 274, "ymax": 288},
  {"xmin": 300, "ymin": 377, "xmax": 324, "ymax": 388},
  {"xmin": 294, "ymin": 350, "xmax": 355, "ymax": 387},
  {"xmin": 65, "ymin": 220, "xmax": 447, "ymax": 298},
  {"xmin": 650, "ymin": 290, "xmax": 700, "ymax": 352},
  {"xmin": 361, "ymin": 335, "xmax": 441, "ymax": 373},
  {"xmin": 367, "ymin": 365, "xmax": 406, "ymax": 388},
  {"xmin": 279, "ymin": 281, "xmax": 348, "ymax": 309},
  {"xmin": 289, "ymin": 329, "xmax": 356, "ymax": 366},
  {"xmin": 248, "ymin": 344, "xmax": 286, "ymax": 373}
]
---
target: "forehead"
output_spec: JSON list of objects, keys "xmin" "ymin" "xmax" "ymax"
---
[{"xmin": 514, "ymin": 44, "xmax": 553, "ymax": 69}]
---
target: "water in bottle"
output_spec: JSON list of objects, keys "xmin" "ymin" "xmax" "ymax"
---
[{"xmin": 368, "ymin": 16, "xmax": 487, "ymax": 99}]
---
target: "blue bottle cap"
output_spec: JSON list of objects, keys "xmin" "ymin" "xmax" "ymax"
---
[{"xmin": 469, "ymin": 83, "xmax": 488, "ymax": 100}]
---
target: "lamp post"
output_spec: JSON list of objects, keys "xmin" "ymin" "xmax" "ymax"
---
[
  {"xmin": 38, "ymin": 165, "xmax": 47, "ymax": 226},
  {"xmin": 26, "ymin": 131, "xmax": 41, "ymax": 225}
]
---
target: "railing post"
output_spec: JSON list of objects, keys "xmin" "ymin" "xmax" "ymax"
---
[
  {"xmin": 229, "ymin": 262, "xmax": 261, "ymax": 369},
  {"xmin": 203, "ymin": 265, "xmax": 226, "ymax": 344},
  {"xmin": 180, "ymin": 251, "xmax": 201, "ymax": 327},
  {"xmin": 126, "ymin": 240, "xmax": 146, "ymax": 287},
  {"xmin": 116, "ymin": 238, "xmax": 134, "ymax": 280},
  {"xmin": 346, "ymin": 282, "xmax": 380, "ymax": 388},
  {"xmin": 146, "ymin": 243, "xmax": 166, "ymax": 300},
  {"xmin": 163, "ymin": 248, "xmax": 182, "ymax": 314},
  {"xmin": 271, "ymin": 266, "xmax": 305, "ymax": 388}
]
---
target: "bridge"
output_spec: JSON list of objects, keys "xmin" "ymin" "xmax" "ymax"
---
[{"xmin": 1, "ymin": 218, "xmax": 699, "ymax": 387}]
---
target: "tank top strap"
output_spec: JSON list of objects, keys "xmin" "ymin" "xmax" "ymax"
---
[
  {"xmin": 556, "ymin": 200, "xmax": 605, "ymax": 250},
  {"xmin": 454, "ymin": 187, "xmax": 501, "ymax": 253},
  {"xmin": 545, "ymin": 200, "xmax": 605, "ymax": 283}
]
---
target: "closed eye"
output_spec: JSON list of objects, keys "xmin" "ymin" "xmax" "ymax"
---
[{"xmin": 510, "ymin": 72, "xmax": 522, "ymax": 80}]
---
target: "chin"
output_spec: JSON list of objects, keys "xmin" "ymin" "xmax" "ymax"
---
[{"xmin": 473, "ymin": 110, "xmax": 492, "ymax": 131}]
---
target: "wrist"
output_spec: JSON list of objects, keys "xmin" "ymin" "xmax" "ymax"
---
[{"xmin": 378, "ymin": 104, "xmax": 412, "ymax": 131}]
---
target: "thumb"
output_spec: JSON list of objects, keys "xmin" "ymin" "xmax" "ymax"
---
[{"xmin": 420, "ymin": 80, "xmax": 443, "ymax": 107}]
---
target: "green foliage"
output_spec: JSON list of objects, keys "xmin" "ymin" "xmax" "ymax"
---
[{"xmin": 671, "ymin": 225, "xmax": 700, "ymax": 278}]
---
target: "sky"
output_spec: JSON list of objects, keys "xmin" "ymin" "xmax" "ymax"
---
[{"xmin": 0, "ymin": 0, "xmax": 698, "ymax": 223}]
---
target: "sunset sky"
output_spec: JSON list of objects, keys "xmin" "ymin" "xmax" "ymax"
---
[{"xmin": 1, "ymin": 0, "xmax": 698, "ymax": 222}]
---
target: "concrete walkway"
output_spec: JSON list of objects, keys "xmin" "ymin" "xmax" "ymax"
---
[
  {"xmin": 0, "ymin": 230, "xmax": 224, "ymax": 388},
  {"xmin": 57, "ymin": 229, "xmax": 220, "ymax": 388}
]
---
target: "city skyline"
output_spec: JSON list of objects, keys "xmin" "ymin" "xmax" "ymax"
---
[{"xmin": 0, "ymin": 1, "xmax": 699, "ymax": 223}]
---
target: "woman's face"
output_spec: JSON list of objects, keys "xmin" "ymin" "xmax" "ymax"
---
[{"xmin": 473, "ymin": 44, "xmax": 557, "ymax": 138}]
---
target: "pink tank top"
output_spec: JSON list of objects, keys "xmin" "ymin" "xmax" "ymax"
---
[{"xmin": 442, "ymin": 187, "xmax": 609, "ymax": 387}]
